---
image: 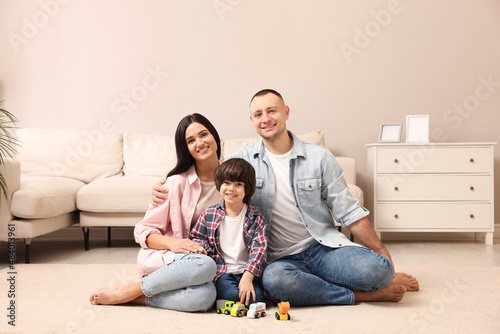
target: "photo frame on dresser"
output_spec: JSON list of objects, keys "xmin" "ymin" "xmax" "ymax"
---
[
  {"xmin": 379, "ymin": 124, "xmax": 402, "ymax": 143},
  {"xmin": 406, "ymin": 115, "xmax": 429, "ymax": 143}
]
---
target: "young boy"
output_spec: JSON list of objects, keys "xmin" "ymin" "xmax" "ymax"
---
[{"xmin": 190, "ymin": 158, "xmax": 268, "ymax": 306}]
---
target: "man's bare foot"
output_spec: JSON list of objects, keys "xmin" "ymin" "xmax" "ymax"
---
[
  {"xmin": 393, "ymin": 272, "xmax": 419, "ymax": 291},
  {"xmin": 354, "ymin": 284, "xmax": 406, "ymax": 303},
  {"xmin": 89, "ymin": 282, "xmax": 144, "ymax": 305}
]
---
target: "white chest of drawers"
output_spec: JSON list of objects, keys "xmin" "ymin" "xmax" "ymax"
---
[{"xmin": 366, "ymin": 143, "xmax": 495, "ymax": 244}]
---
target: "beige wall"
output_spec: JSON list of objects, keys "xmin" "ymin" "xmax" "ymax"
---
[{"xmin": 1, "ymin": 0, "xmax": 500, "ymax": 238}]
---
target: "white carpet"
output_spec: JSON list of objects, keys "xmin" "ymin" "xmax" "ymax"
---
[{"xmin": 1, "ymin": 264, "xmax": 499, "ymax": 334}]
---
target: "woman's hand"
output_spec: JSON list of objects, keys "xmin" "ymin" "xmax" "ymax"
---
[
  {"xmin": 238, "ymin": 271, "xmax": 256, "ymax": 306},
  {"xmin": 152, "ymin": 178, "xmax": 169, "ymax": 206},
  {"xmin": 168, "ymin": 238, "xmax": 207, "ymax": 254},
  {"xmin": 146, "ymin": 234, "xmax": 206, "ymax": 254}
]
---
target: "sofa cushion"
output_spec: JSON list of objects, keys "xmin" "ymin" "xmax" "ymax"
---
[
  {"xmin": 221, "ymin": 137, "xmax": 260, "ymax": 161},
  {"xmin": 16, "ymin": 128, "xmax": 123, "ymax": 183},
  {"xmin": 77, "ymin": 176, "xmax": 159, "ymax": 213},
  {"xmin": 297, "ymin": 130, "xmax": 326, "ymax": 147},
  {"xmin": 11, "ymin": 176, "xmax": 86, "ymax": 219},
  {"xmin": 123, "ymin": 132, "xmax": 176, "ymax": 177},
  {"xmin": 221, "ymin": 130, "xmax": 326, "ymax": 159}
]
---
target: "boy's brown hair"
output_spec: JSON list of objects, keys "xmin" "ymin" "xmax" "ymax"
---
[{"xmin": 215, "ymin": 158, "xmax": 256, "ymax": 204}]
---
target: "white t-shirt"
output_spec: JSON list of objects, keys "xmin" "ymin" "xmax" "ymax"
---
[
  {"xmin": 266, "ymin": 149, "xmax": 316, "ymax": 262},
  {"xmin": 218, "ymin": 204, "xmax": 249, "ymax": 274}
]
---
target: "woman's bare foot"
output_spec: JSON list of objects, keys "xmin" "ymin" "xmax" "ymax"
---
[
  {"xmin": 393, "ymin": 273, "xmax": 419, "ymax": 291},
  {"xmin": 89, "ymin": 282, "xmax": 144, "ymax": 305},
  {"xmin": 354, "ymin": 284, "xmax": 406, "ymax": 302}
]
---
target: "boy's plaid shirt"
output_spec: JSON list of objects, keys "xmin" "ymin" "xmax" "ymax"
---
[{"xmin": 190, "ymin": 200, "xmax": 268, "ymax": 281}]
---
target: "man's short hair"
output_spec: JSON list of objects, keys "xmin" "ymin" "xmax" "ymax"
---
[
  {"xmin": 215, "ymin": 158, "xmax": 256, "ymax": 204},
  {"xmin": 250, "ymin": 89, "xmax": 284, "ymax": 105}
]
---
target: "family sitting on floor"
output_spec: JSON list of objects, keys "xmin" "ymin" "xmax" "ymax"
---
[{"xmin": 89, "ymin": 89, "xmax": 419, "ymax": 311}]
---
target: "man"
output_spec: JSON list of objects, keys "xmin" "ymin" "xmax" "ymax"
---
[{"xmin": 153, "ymin": 89, "xmax": 418, "ymax": 306}]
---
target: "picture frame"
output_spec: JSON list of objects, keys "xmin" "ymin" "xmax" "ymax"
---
[
  {"xmin": 406, "ymin": 115, "xmax": 429, "ymax": 143},
  {"xmin": 379, "ymin": 123, "xmax": 402, "ymax": 143}
]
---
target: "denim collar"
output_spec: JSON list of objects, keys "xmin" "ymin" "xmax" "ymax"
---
[{"xmin": 252, "ymin": 131, "xmax": 307, "ymax": 161}]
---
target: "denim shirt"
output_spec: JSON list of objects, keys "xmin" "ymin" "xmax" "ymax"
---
[{"xmin": 229, "ymin": 131, "xmax": 369, "ymax": 249}]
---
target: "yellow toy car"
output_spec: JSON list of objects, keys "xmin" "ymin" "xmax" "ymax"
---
[{"xmin": 230, "ymin": 302, "xmax": 248, "ymax": 317}]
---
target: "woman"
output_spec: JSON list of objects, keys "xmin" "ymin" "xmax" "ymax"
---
[{"xmin": 89, "ymin": 113, "xmax": 223, "ymax": 312}]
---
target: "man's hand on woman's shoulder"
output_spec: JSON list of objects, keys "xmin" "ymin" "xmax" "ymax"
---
[{"xmin": 152, "ymin": 178, "xmax": 169, "ymax": 206}]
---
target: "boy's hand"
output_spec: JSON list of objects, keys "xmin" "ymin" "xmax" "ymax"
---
[
  {"xmin": 238, "ymin": 271, "xmax": 256, "ymax": 306},
  {"xmin": 152, "ymin": 178, "xmax": 169, "ymax": 206}
]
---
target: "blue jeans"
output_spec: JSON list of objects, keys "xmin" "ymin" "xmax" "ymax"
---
[
  {"xmin": 262, "ymin": 242, "xmax": 394, "ymax": 306},
  {"xmin": 215, "ymin": 272, "xmax": 265, "ymax": 305},
  {"xmin": 141, "ymin": 253, "xmax": 217, "ymax": 312}
]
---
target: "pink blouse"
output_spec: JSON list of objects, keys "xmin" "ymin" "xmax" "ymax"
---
[{"xmin": 134, "ymin": 165, "xmax": 202, "ymax": 277}]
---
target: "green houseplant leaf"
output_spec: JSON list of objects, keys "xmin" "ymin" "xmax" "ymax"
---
[{"xmin": 0, "ymin": 102, "xmax": 20, "ymax": 199}]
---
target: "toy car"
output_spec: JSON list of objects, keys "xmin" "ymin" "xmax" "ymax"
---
[
  {"xmin": 216, "ymin": 300, "xmax": 235, "ymax": 315},
  {"xmin": 247, "ymin": 302, "xmax": 266, "ymax": 318},
  {"xmin": 230, "ymin": 302, "xmax": 248, "ymax": 317},
  {"xmin": 275, "ymin": 301, "xmax": 291, "ymax": 320}
]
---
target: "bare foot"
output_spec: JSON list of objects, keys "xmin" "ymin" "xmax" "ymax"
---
[
  {"xmin": 89, "ymin": 282, "xmax": 144, "ymax": 305},
  {"xmin": 354, "ymin": 284, "xmax": 406, "ymax": 303},
  {"xmin": 393, "ymin": 272, "xmax": 419, "ymax": 291}
]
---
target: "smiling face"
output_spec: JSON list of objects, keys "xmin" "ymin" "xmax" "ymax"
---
[
  {"xmin": 219, "ymin": 180, "xmax": 246, "ymax": 206},
  {"xmin": 249, "ymin": 92, "xmax": 290, "ymax": 142},
  {"xmin": 185, "ymin": 122, "xmax": 218, "ymax": 162}
]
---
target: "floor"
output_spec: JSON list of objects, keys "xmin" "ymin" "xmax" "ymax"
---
[{"xmin": 2, "ymin": 232, "xmax": 499, "ymax": 267}]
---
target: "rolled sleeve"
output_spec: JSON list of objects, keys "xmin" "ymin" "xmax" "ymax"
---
[
  {"xmin": 338, "ymin": 205, "xmax": 369, "ymax": 227},
  {"xmin": 134, "ymin": 202, "xmax": 171, "ymax": 248}
]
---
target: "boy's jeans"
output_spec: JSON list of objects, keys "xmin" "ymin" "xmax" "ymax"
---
[{"xmin": 216, "ymin": 272, "xmax": 265, "ymax": 305}]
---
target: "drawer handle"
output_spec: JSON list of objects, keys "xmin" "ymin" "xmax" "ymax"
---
[
  {"xmin": 470, "ymin": 214, "xmax": 475, "ymax": 219},
  {"xmin": 394, "ymin": 186, "xmax": 399, "ymax": 191},
  {"xmin": 394, "ymin": 159, "xmax": 399, "ymax": 164},
  {"xmin": 470, "ymin": 186, "xmax": 475, "ymax": 191},
  {"xmin": 394, "ymin": 214, "xmax": 399, "ymax": 219},
  {"xmin": 470, "ymin": 158, "xmax": 474, "ymax": 163}
]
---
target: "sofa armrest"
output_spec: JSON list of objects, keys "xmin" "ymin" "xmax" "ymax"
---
[
  {"xmin": 347, "ymin": 184, "xmax": 364, "ymax": 207},
  {"xmin": 333, "ymin": 157, "xmax": 363, "ymax": 205},
  {"xmin": 335, "ymin": 157, "xmax": 356, "ymax": 185},
  {"xmin": 0, "ymin": 158, "xmax": 21, "ymax": 241}
]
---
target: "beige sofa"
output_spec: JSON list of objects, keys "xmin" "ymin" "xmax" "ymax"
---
[{"xmin": 0, "ymin": 129, "xmax": 363, "ymax": 263}]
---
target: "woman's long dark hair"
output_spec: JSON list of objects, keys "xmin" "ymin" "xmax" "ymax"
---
[{"xmin": 167, "ymin": 113, "xmax": 221, "ymax": 178}]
